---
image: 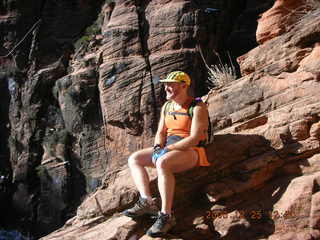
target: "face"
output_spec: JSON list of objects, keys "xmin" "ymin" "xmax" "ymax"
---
[{"xmin": 164, "ymin": 82, "xmax": 186, "ymax": 100}]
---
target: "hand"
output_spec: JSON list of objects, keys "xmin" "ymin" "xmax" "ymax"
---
[{"xmin": 152, "ymin": 147, "xmax": 169, "ymax": 164}]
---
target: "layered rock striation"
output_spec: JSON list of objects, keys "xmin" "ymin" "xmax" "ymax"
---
[
  {"xmin": 0, "ymin": 0, "xmax": 227, "ymax": 237},
  {"xmin": 1, "ymin": 0, "xmax": 319, "ymax": 239},
  {"xmin": 42, "ymin": 0, "xmax": 320, "ymax": 240}
]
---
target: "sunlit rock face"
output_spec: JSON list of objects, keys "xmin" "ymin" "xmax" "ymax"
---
[
  {"xmin": 256, "ymin": 0, "xmax": 316, "ymax": 45},
  {"xmin": 2, "ymin": 0, "xmax": 320, "ymax": 239},
  {"xmin": 1, "ymin": 0, "xmax": 221, "ymax": 237},
  {"xmin": 42, "ymin": 2, "xmax": 320, "ymax": 240}
]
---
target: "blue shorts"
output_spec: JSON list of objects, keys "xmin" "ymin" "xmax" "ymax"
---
[{"xmin": 165, "ymin": 135, "xmax": 183, "ymax": 146}]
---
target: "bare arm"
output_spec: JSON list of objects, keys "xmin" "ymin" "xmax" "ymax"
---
[
  {"xmin": 166, "ymin": 102, "xmax": 208, "ymax": 150},
  {"xmin": 154, "ymin": 104, "xmax": 168, "ymax": 148}
]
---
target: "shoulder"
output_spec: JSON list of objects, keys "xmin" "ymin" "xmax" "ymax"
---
[
  {"xmin": 164, "ymin": 100, "xmax": 172, "ymax": 105},
  {"xmin": 195, "ymin": 101, "xmax": 207, "ymax": 108},
  {"xmin": 192, "ymin": 99, "xmax": 208, "ymax": 110},
  {"xmin": 162, "ymin": 100, "xmax": 173, "ymax": 109},
  {"xmin": 192, "ymin": 99, "xmax": 208, "ymax": 119},
  {"xmin": 161, "ymin": 100, "xmax": 172, "ymax": 114}
]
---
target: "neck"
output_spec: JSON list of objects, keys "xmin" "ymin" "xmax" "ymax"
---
[{"xmin": 172, "ymin": 94, "xmax": 191, "ymax": 107}]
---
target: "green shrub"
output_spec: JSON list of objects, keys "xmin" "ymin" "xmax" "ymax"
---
[
  {"xmin": 74, "ymin": 35, "xmax": 92, "ymax": 51},
  {"xmin": 36, "ymin": 165, "xmax": 49, "ymax": 179},
  {"xmin": 74, "ymin": 14, "xmax": 103, "ymax": 51}
]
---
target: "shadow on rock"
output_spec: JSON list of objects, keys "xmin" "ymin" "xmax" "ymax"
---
[{"xmin": 146, "ymin": 133, "xmax": 303, "ymax": 240}]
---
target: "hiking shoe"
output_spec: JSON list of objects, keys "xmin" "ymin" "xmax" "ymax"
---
[
  {"xmin": 146, "ymin": 212, "xmax": 176, "ymax": 237},
  {"xmin": 122, "ymin": 197, "xmax": 158, "ymax": 218}
]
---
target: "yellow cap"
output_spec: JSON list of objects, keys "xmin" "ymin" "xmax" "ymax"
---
[{"xmin": 159, "ymin": 71, "xmax": 191, "ymax": 86}]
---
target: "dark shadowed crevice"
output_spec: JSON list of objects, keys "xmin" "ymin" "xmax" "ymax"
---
[
  {"xmin": 134, "ymin": 0, "xmax": 158, "ymax": 133},
  {"xmin": 0, "ymin": 72, "xmax": 14, "ymax": 229}
]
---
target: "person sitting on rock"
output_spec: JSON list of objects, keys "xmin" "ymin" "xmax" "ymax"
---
[{"xmin": 123, "ymin": 71, "xmax": 210, "ymax": 237}]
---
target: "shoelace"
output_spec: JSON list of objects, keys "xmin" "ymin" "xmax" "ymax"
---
[
  {"xmin": 154, "ymin": 213, "xmax": 169, "ymax": 229},
  {"xmin": 132, "ymin": 198, "xmax": 146, "ymax": 211}
]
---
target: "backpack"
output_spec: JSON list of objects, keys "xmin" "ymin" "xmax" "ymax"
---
[{"xmin": 163, "ymin": 98, "xmax": 212, "ymax": 145}]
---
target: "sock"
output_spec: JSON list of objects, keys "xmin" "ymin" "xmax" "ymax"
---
[
  {"xmin": 161, "ymin": 211, "xmax": 171, "ymax": 216},
  {"xmin": 140, "ymin": 194, "xmax": 153, "ymax": 203}
]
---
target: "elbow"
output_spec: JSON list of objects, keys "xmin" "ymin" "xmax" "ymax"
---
[
  {"xmin": 189, "ymin": 135, "xmax": 202, "ymax": 147},
  {"xmin": 157, "ymin": 130, "xmax": 166, "ymax": 138},
  {"xmin": 155, "ymin": 130, "xmax": 167, "ymax": 141}
]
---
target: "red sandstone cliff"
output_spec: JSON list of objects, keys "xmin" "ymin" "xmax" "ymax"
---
[
  {"xmin": 0, "ymin": 0, "xmax": 319, "ymax": 239},
  {"xmin": 41, "ymin": 0, "xmax": 320, "ymax": 239}
]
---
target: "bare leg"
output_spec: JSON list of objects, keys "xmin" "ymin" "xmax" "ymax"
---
[
  {"xmin": 128, "ymin": 147, "xmax": 154, "ymax": 198},
  {"xmin": 156, "ymin": 149, "xmax": 198, "ymax": 214}
]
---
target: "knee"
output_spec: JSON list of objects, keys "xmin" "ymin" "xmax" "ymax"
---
[
  {"xmin": 128, "ymin": 153, "xmax": 137, "ymax": 167},
  {"xmin": 156, "ymin": 158, "xmax": 170, "ymax": 172},
  {"xmin": 128, "ymin": 152, "xmax": 143, "ymax": 167}
]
